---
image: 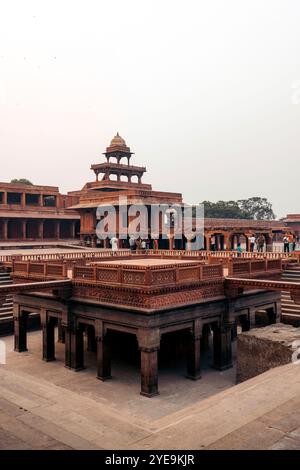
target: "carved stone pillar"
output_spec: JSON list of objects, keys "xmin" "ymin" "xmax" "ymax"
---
[
  {"xmin": 14, "ymin": 309, "xmax": 28, "ymax": 352},
  {"xmin": 64, "ymin": 325, "xmax": 84, "ymax": 371},
  {"xmin": 186, "ymin": 321, "xmax": 202, "ymax": 380},
  {"xmin": 138, "ymin": 328, "xmax": 160, "ymax": 397},
  {"xmin": 38, "ymin": 220, "xmax": 44, "ymax": 239},
  {"xmin": 94, "ymin": 320, "xmax": 111, "ymax": 380},
  {"xmin": 21, "ymin": 219, "xmax": 26, "ymax": 240},
  {"xmin": 42, "ymin": 318, "xmax": 56, "ymax": 362},
  {"xmin": 3, "ymin": 219, "xmax": 8, "ymax": 240},
  {"xmin": 55, "ymin": 221, "xmax": 60, "ymax": 240},
  {"xmin": 96, "ymin": 334, "xmax": 111, "ymax": 381},
  {"xmin": 70, "ymin": 221, "xmax": 76, "ymax": 239},
  {"xmin": 213, "ymin": 323, "xmax": 233, "ymax": 371}
]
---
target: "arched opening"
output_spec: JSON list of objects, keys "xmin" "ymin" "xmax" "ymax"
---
[
  {"xmin": 109, "ymin": 174, "xmax": 118, "ymax": 181},
  {"xmin": 131, "ymin": 175, "xmax": 139, "ymax": 183},
  {"xmin": 120, "ymin": 175, "xmax": 129, "ymax": 182}
]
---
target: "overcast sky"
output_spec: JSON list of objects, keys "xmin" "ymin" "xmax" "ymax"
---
[{"xmin": 1, "ymin": 0, "xmax": 300, "ymax": 218}]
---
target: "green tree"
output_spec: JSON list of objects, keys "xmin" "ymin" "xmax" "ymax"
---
[
  {"xmin": 201, "ymin": 200, "xmax": 251, "ymax": 219},
  {"xmin": 10, "ymin": 178, "xmax": 33, "ymax": 185},
  {"xmin": 237, "ymin": 197, "xmax": 275, "ymax": 220},
  {"xmin": 199, "ymin": 197, "xmax": 275, "ymax": 220}
]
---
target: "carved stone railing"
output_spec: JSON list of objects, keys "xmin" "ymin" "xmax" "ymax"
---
[
  {"xmin": 12, "ymin": 261, "xmax": 67, "ymax": 279},
  {"xmin": 1, "ymin": 248, "xmax": 297, "ymax": 264},
  {"xmin": 72, "ymin": 261, "xmax": 224, "ymax": 287},
  {"xmin": 228, "ymin": 258, "xmax": 282, "ymax": 277}
]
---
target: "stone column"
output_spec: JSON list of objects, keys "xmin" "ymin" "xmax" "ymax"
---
[
  {"xmin": 3, "ymin": 192, "xmax": 7, "ymax": 205},
  {"xmin": 186, "ymin": 331, "xmax": 202, "ymax": 380},
  {"xmin": 70, "ymin": 221, "xmax": 76, "ymax": 239},
  {"xmin": 3, "ymin": 219, "xmax": 8, "ymax": 240},
  {"xmin": 22, "ymin": 219, "xmax": 27, "ymax": 240},
  {"xmin": 55, "ymin": 221, "xmax": 60, "ymax": 240},
  {"xmin": 38, "ymin": 220, "xmax": 44, "ymax": 239},
  {"xmin": 14, "ymin": 309, "xmax": 28, "ymax": 352},
  {"xmin": 21, "ymin": 192, "xmax": 26, "ymax": 208},
  {"xmin": 42, "ymin": 319, "xmax": 56, "ymax": 361},
  {"xmin": 186, "ymin": 320, "xmax": 203, "ymax": 380},
  {"xmin": 213, "ymin": 323, "xmax": 233, "ymax": 371},
  {"xmin": 96, "ymin": 334, "xmax": 111, "ymax": 381},
  {"xmin": 223, "ymin": 234, "xmax": 230, "ymax": 251},
  {"xmin": 138, "ymin": 328, "xmax": 160, "ymax": 397},
  {"xmin": 64, "ymin": 325, "xmax": 84, "ymax": 371}
]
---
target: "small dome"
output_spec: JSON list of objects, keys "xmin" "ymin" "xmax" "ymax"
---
[{"xmin": 110, "ymin": 132, "xmax": 127, "ymax": 148}]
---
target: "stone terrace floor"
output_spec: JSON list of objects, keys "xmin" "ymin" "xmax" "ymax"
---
[{"xmin": 0, "ymin": 331, "xmax": 300, "ymax": 449}]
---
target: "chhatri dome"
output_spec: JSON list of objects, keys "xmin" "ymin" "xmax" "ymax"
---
[
  {"xmin": 109, "ymin": 132, "xmax": 127, "ymax": 148},
  {"xmin": 104, "ymin": 132, "xmax": 133, "ymax": 158}
]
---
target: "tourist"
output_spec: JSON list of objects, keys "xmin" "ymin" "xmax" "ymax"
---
[
  {"xmin": 236, "ymin": 243, "xmax": 243, "ymax": 257},
  {"xmin": 290, "ymin": 234, "xmax": 296, "ymax": 252},
  {"xmin": 129, "ymin": 235, "xmax": 136, "ymax": 252},
  {"xmin": 110, "ymin": 236, "xmax": 119, "ymax": 254},
  {"xmin": 283, "ymin": 235, "xmax": 290, "ymax": 253},
  {"xmin": 136, "ymin": 238, "xmax": 142, "ymax": 251},
  {"xmin": 256, "ymin": 235, "xmax": 265, "ymax": 253},
  {"xmin": 249, "ymin": 235, "xmax": 256, "ymax": 252},
  {"xmin": 141, "ymin": 239, "xmax": 146, "ymax": 251}
]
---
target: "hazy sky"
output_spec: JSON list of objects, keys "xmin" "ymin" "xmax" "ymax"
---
[{"xmin": 1, "ymin": 0, "xmax": 300, "ymax": 218}]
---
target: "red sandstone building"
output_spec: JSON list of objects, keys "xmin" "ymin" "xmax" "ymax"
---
[
  {"xmin": 0, "ymin": 182, "xmax": 80, "ymax": 242},
  {"xmin": 0, "ymin": 134, "xmax": 293, "ymax": 248}
]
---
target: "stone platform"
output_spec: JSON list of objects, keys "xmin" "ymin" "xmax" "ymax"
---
[
  {"xmin": 236, "ymin": 323, "xmax": 300, "ymax": 383},
  {"xmin": 0, "ymin": 331, "xmax": 300, "ymax": 449}
]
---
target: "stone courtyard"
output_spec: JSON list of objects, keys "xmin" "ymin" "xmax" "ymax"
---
[{"xmin": 0, "ymin": 330, "xmax": 300, "ymax": 449}]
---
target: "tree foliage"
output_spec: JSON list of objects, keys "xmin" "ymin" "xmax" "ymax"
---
[
  {"xmin": 10, "ymin": 178, "xmax": 33, "ymax": 185},
  {"xmin": 201, "ymin": 197, "xmax": 275, "ymax": 220}
]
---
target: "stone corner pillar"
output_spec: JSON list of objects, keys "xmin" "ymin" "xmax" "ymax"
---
[
  {"xmin": 213, "ymin": 322, "xmax": 233, "ymax": 371},
  {"xmin": 42, "ymin": 317, "xmax": 56, "ymax": 362},
  {"xmin": 14, "ymin": 310, "xmax": 28, "ymax": 353},
  {"xmin": 64, "ymin": 323, "xmax": 85, "ymax": 371},
  {"xmin": 186, "ymin": 328, "xmax": 202, "ymax": 381},
  {"xmin": 95, "ymin": 333, "xmax": 111, "ymax": 381},
  {"xmin": 138, "ymin": 328, "xmax": 160, "ymax": 398}
]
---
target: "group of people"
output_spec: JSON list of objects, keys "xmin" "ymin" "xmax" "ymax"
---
[
  {"xmin": 248, "ymin": 234, "xmax": 265, "ymax": 253},
  {"xmin": 283, "ymin": 233, "xmax": 298, "ymax": 253},
  {"xmin": 109, "ymin": 236, "xmax": 160, "ymax": 253}
]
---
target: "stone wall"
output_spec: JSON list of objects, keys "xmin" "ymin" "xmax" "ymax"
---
[{"xmin": 236, "ymin": 323, "xmax": 300, "ymax": 383}]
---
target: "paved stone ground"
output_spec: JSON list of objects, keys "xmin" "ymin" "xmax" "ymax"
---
[{"xmin": 0, "ymin": 331, "xmax": 300, "ymax": 449}]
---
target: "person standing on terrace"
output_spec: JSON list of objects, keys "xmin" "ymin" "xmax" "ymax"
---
[
  {"xmin": 110, "ymin": 236, "xmax": 119, "ymax": 255},
  {"xmin": 236, "ymin": 243, "xmax": 243, "ymax": 257}
]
